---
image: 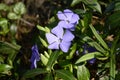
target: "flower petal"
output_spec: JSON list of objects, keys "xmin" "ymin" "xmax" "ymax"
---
[
  {"xmin": 60, "ymin": 41, "xmax": 71, "ymax": 52},
  {"xmin": 70, "ymin": 14, "xmax": 80, "ymax": 24},
  {"xmin": 31, "ymin": 45, "xmax": 40, "ymax": 61},
  {"xmin": 31, "ymin": 59, "xmax": 37, "ymax": 69},
  {"xmin": 57, "ymin": 11, "xmax": 66, "ymax": 20},
  {"xmin": 46, "ymin": 33, "xmax": 58, "ymax": 44},
  {"xmin": 58, "ymin": 21, "xmax": 67, "ymax": 28},
  {"xmin": 51, "ymin": 25, "xmax": 63, "ymax": 39},
  {"xmin": 62, "ymin": 30, "xmax": 74, "ymax": 42},
  {"xmin": 48, "ymin": 42, "xmax": 59, "ymax": 49},
  {"xmin": 58, "ymin": 21, "xmax": 75, "ymax": 30},
  {"xmin": 66, "ymin": 23, "xmax": 75, "ymax": 30},
  {"xmin": 88, "ymin": 58, "xmax": 96, "ymax": 64},
  {"xmin": 30, "ymin": 54, "xmax": 35, "ymax": 62},
  {"xmin": 64, "ymin": 9, "xmax": 73, "ymax": 20}
]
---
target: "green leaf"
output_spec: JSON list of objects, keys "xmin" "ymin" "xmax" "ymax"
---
[
  {"xmin": 89, "ymin": 24, "xmax": 109, "ymax": 50},
  {"xmin": 110, "ymin": 35, "xmax": 119, "ymax": 80},
  {"xmin": 0, "ymin": 18, "xmax": 9, "ymax": 35},
  {"xmin": 39, "ymin": 36, "xmax": 48, "ymax": 48},
  {"xmin": 48, "ymin": 16, "xmax": 56, "ymax": 24},
  {"xmin": 0, "ymin": 3, "xmax": 9, "ymax": 11},
  {"xmin": 7, "ymin": 12, "xmax": 21, "ymax": 20},
  {"xmin": 23, "ymin": 68, "xmax": 48, "ymax": 78},
  {"xmin": 77, "ymin": 65, "xmax": 90, "ymax": 80},
  {"xmin": 41, "ymin": 54, "xmax": 48, "ymax": 66},
  {"xmin": 47, "ymin": 51, "xmax": 60, "ymax": 70},
  {"xmin": 13, "ymin": 2, "xmax": 26, "ymax": 15},
  {"xmin": 44, "ymin": 51, "xmax": 50, "ymax": 58},
  {"xmin": 55, "ymin": 70, "xmax": 77, "ymax": 80},
  {"xmin": 71, "ymin": 0, "xmax": 82, "ymax": 7},
  {"xmin": 37, "ymin": 25, "xmax": 46, "ymax": 32},
  {"xmin": 45, "ymin": 27, "xmax": 50, "ymax": 33},
  {"xmin": 0, "ymin": 64, "xmax": 12, "ymax": 73},
  {"xmin": 75, "ymin": 52, "xmax": 102, "ymax": 64}
]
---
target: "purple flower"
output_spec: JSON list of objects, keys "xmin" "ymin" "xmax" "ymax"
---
[
  {"xmin": 30, "ymin": 44, "xmax": 40, "ymax": 69},
  {"xmin": 46, "ymin": 25, "xmax": 74, "ymax": 52},
  {"xmin": 57, "ymin": 9, "xmax": 80, "ymax": 31}
]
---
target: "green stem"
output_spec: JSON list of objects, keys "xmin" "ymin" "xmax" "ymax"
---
[{"xmin": 110, "ymin": 35, "xmax": 119, "ymax": 80}]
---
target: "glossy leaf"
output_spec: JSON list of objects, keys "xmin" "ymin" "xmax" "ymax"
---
[
  {"xmin": 23, "ymin": 68, "xmax": 48, "ymax": 78},
  {"xmin": 77, "ymin": 65, "xmax": 90, "ymax": 80},
  {"xmin": 55, "ymin": 70, "xmax": 77, "ymax": 80},
  {"xmin": 75, "ymin": 52, "xmax": 102, "ymax": 64}
]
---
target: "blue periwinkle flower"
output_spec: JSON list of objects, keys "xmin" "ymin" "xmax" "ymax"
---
[
  {"xmin": 46, "ymin": 9, "xmax": 79, "ymax": 52},
  {"xmin": 30, "ymin": 44, "xmax": 40, "ymax": 69},
  {"xmin": 46, "ymin": 25, "xmax": 74, "ymax": 52},
  {"xmin": 57, "ymin": 9, "xmax": 80, "ymax": 31}
]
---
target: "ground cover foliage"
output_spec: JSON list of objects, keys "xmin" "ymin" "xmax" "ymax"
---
[{"xmin": 0, "ymin": 0, "xmax": 120, "ymax": 80}]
